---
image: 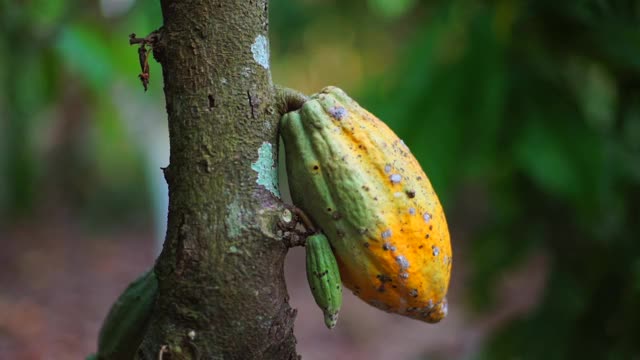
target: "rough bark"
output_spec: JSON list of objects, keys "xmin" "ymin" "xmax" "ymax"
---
[{"xmin": 137, "ymin": 1, "xmax": 299, "ymax": 359}]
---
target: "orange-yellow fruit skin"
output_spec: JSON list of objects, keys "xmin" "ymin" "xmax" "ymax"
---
[{"xmin": 281, "ymin": 86, "xmax": 451, "ymax": 323}]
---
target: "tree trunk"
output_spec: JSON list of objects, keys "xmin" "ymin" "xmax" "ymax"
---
[{"xmin": 137, "ymin": 1, "xmax": 299, "ymax": 359}]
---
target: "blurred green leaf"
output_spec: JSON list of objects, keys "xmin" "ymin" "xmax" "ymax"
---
[
  {"xmin": 54, "ymin": 23, "xmax": 115, "ymax": 91},
  {"xmin": 368, "ymin": 0, "xmax": 417, "ymax": 19},
  {"xmin": 513, "ymin": 120, "xmax": 581, "ymax": 199}
]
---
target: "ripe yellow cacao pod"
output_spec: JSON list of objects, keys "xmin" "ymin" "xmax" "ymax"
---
[{"xmin": 281, "ymin": 86, "xmax": 451, "ymax": 323}]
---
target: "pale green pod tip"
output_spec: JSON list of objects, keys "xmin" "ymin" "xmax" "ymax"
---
[{"xmin": 324, "ymin": 312, "xmax": 339, "ymax": 329}]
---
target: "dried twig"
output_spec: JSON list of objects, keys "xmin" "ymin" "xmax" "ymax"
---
[{"xmin": 129, "ymin": 32, "xmax": 159, "ymax": 91}]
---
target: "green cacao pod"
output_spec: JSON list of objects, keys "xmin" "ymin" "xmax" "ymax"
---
[
  {"xmin": 281, "ymin": 86, "xmax": 451, "ymax": 323},
  {"xmin": 96, "ymin": 269, "xmax": 158, "ymax": 360},
  {"xmin": 305, "ymin": 233, "xmax": 343, "ymax": 329}
]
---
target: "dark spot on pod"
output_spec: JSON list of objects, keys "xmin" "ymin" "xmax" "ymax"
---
[
  {"xmin": 419, "ymin": 245, "xmax": 424, "ymax": 249},
  {"xmin": 376, "ymin": 274, "xmax": 392, "ymax": 293},
  {"xmin": 409, "ymin": 289, "xmax": 419, "ymax": 298},
  {"xmin": 362, "ymin": 185, "xmax": 370, "ymax": 191},
  {"xmin": 406, "ymin": 190, "xmax": 416, "ymax": 198},
  {"xmin": 417, "ymin": 176, "xmax": 423, "ymax": 181},
  {"xmin": 336, "ymin": 285, "xmax": 340, "ymax": 289},
  {"xmin": 363, "ymin": 242, "xmax": 370, "ymax": 248},
  {"xmin": 429, "ymin": 225, "xmax": 433, "ymax": 230},
  {"xmin": 391, "ymin": 284, "xmax": 397, "ymax": 288},
  {"xmin": 382, "ymin": 243, "xmax": 396, "ymax": 251},
  {"xmin": 313, "ymin": 165, "xmax": 319, "ymax": 170},
  {"xmin": 369, "ymin": 300, "xmax": 392, "ymax": 311},
  {"xmin": 327, "ymin": 207, "xmax": 332, "ymax": 212},
  {"xmin": 425, "ymin": 234, "xmax": 430, "ymax": 239}
]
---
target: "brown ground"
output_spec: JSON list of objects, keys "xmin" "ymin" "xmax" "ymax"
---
[{"xmin": 0, "ymin": 213, "xmax": 546, "ymax": 360}]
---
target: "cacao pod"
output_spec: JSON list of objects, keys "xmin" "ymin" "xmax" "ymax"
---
[
  {"xmin": 97, "ymin": 269, "xmax": 158, "ymax": 359},
  {"xmin": 281, "ymin": 86, "xmax": 451, "ymax": 323},
  {"xmin": 305, "ymin": 233, "xmax": 343, "ymax": 328}
]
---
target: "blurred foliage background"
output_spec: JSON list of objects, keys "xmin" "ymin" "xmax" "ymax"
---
[{"xmin": 1, "ymin": 0, "xmax": 640, "ymax": 359}]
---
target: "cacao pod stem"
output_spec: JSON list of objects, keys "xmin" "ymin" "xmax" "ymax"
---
[{"xmin": 274, "ymin": 85, "xmax": 308, "ymax": 115}]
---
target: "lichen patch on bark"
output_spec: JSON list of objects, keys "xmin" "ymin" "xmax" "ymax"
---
[
  {"xmin": 225, "ymin": 198, "xmax": 244, "ymax": 239},
  {"xmin": 251, "ymin": 34, "xmax": 270, "ymax": 69},
  {"xmin": 251, "ymin": 142, "xmax": 280, "ymax": 198}
]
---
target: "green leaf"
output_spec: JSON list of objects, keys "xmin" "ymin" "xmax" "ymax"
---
[{"xmin": 54, "ymin": 23, "xmax": 115, "ymax": 92}]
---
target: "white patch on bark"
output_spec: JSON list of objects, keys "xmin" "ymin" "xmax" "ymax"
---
[
  {"xmin": 251, "ymin": 34, "xmax": 270, "ymax": 69},
  {"xmin": 251, "ymin": 142, "xmax": 280, "ymax": 197}
]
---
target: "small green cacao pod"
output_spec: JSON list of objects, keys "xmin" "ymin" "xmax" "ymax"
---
[
  {"xmin": 305, "ymin": 233, "xmax": 343, "ymax": 329},
  {"xmin": 97, "ymin": 269, "xmax": 158, "ymax": 360},
  {"xmin": 281, "ymin": 86, "xmax": 451, "ymax": 323}
]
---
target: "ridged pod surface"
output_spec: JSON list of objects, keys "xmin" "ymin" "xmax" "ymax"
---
[
  {"xmin": 97, "ymin": 269, "xmax": 158, "ymax": 359},
  {"xmin": 281, "ymin": 86, "xmax": 451, "ymax": 323},
  {"xmin": 305, "ymin": 233, "xmax": 343, "ymax": 329}
]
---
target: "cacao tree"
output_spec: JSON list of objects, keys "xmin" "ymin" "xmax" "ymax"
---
[{"xmin": 132, "ymin": 1, "xmax": 300, "ymax": 359}]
